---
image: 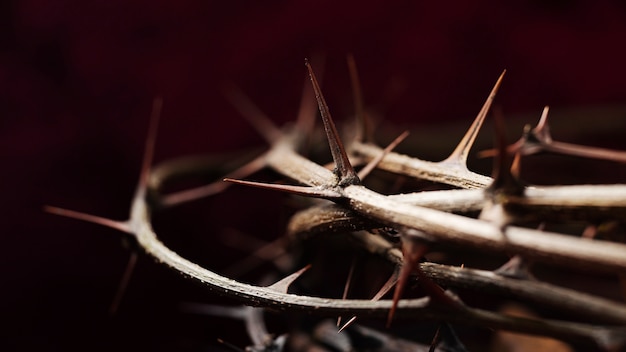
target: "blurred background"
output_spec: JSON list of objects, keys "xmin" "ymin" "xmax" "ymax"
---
[{"xmin": 2, "ymin": 1, "xmax": 626, "ymax": 351}]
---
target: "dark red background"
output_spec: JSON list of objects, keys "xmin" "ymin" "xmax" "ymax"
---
[{"xmin": 3, "ymin": 1, "xmax": 626, "ymax": 351}]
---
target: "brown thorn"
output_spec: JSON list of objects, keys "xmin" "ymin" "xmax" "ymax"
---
[
  {"xmin": 387, "ymin": 238, "xmax": 429, "ymax": 328},
  {"xmin": 534, "ymin": 105, "xmax": 551, "ymax": 142},
  {"xmin": 337, "ymin": 256, "xmax": 357, "ymax": 327},
  {"xmin": 266, "ymin": 264, "xmax": 312, "ymax": 293},
  {"xmin": 43, "ymin": 206, "xmax": 132, "ymax": 234},
  {"xmin": 338, "ymin": 269, "xmax": 398, "ymax": 332},
  {"xmin": 222, "ymin": 82, "xmax": 282, "ymax": 145},
  {"xmin": 223, "ymin": 178, "xmax": 342, "ymax": 199},
  {"xmin": 337, "ymin": 316, "xmax": 357, "ymax": 333},
  {"xmin": 582, "ymin": 224, "xmax": 598, "ymax": 239},
  {"xmin": 216, "ymin": 338, "xmax": 246, "ymax": 352},
  {"xmin": 347, "ymin": 54, "xmax": 372, "ymax": 143},
  {"xmin": 487, "ymin": 107, "xmax": 523, "ymax": 196},
  {"xmin": 511, "ymin": 152, "xmax": 522, "ymax": 179},
  {"xmin": 139, "ymin": 97, "xmax": 163, "ymax": 192},
  {"xmin": 358, "ymin": 130, "xmax": 410, "ymax": 180},
  {"xmin": 160, "ymin": 153, "xmax": 268, "ymax": 207},
  {"xmin": 305, "ymin": 59, "xmax": 360, "ymax": 186},
  {"xmin": 109, "ymin": 251, "xmax": 138, "ymax": 315},
  {"xmin": 429, "ymin": 323, "xmax": 443, "ymax": 352},
  {"xmin": 444, "ymin": 70, "xmax": 506, "ymax": 166},
  {"xmin": 296, "ymin": 54, "xmax": 325, "ymax": 134},
  {"xmin": 543, "ymin": 140, "xmax": 626, "ymax": 163}
]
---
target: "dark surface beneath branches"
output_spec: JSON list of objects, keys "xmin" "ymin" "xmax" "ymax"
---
[{"xmin": 2, "ymin": 1, "xmax": 626, "ymax": 351}]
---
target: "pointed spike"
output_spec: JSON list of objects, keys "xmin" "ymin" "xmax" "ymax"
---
[
  {"xmin": 267, "ymin": 264, "xmax": 312, "ymax": 293},
  {"xmin": 217, "ymin": 338, "xmax": 246, "ymax": 352},
  {"xmin": 305, "ymin": 59, "xmax": 360, "ymax": 186},
  {"xmin": 223, "ymin": 178, "xmax": 342, "ymax": 199},
  {"xmin": 222, "ymin": 82, "xmax": 282, "ymax": 144},
  {"xmin": 296, "ymin": 54, "xmax": 325, "ymax": 134},
  {"xmin": 358, "ymin": 130, "xmax": 409, "ymax": 180},
  {"xmin": 535, "ymin": 106, "xmax": 550, "ymax": 136},
  {"xmin": 139, "ymin": 97, "xmax": 163, "ymax": 192},
  {"xmin": 337, "ymin": 257, "xmax": 357, "ymax": 327},
  {"xmin": 510, "ymin": 152, "xmax": 522, "ymax": 179},
  {"xmin": 161, "ymin": 153, "xmax": 268, "ymax": 207},
  {"xmin": 347, "ymin": 54, "xmax": 372, "ymax": 143},
  {"xmin": 494, "ymin": 255, "xmax": 534, "ymax": 280},
  {"xmin": 542, "ymin": 141, "xmax": 626, "ymax": 163},
  {"xmin": 44, "ymin": 205, "xmax": 132, "ymax": 234},
  {"xmin": 339, "ymin": 269, "xmax": 399, "ymax": 332},
  {"xmin": 109, "ymin": 251, "xmax": 138, "ymax": 315},
  {"xmin": 337, "ymin": 316, "xmax": 357, "ymax": 333},
  {"xmin": 444, "ymin": 70, "xmax": 506, "ymax": 166},
  {"xmin": 387, "ymin": 239, "xmax": 429, "ymax": 327},
  {"xmin": 487, "ymin": 107, "xmax": 523, "ymax": 196}
]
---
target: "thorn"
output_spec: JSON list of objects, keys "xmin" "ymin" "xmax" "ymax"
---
[
  {"xmin": 216, "ymin": 338, "xmax": 246, "ymax": 352},
  {"xmin": 387, "ymin": 237, "xmax": 429, "ymax": 328},
  {"xmin": 582, "ymin": 224, "xmax": 598, "ymax": 239},
  {"xmin": 305, "ymin": 59, "xmax": 360, "ymax": 186},
  {"xmin": 338, "ymin": 269, "xmax": 398, "ymax": 332},
  {"xmin": 160, "ymin": 153, "xmax": 268, "ymax": 207},
  {"xmin": 486, "ymin": 107, "xmax": 524, "ymax": 197},
  {"xmin": 358, "ymin": 130, "xmax": 410, "ymax": 180},
  {"xmin": 139, "ymin": 97, "xmax": 163, "ymax": 193},
  {"xmin": 337, "ymin": 257, "xmax": 357, "ymax": 327},
  {"xmin": 533, "ymin": 106, "xmax": 552, "ymax": 143},
  {"xmin": 296, "ymin": 54, "xmax": 325, "ymax": 134},
  {"xmin": 223, "ymin": 178, "xmax": 342, "ymax": 199},
  {"xmin": 222, "ymin": 82, "xmax": 282, "ymax": 144},
  {"xmin": 337, "ymin": 316, "xmax": 357, "ymax": 333},
  {"xmin": 267, "ymin": 264, "xmax": 312, "ymax": 293},
  {"xmin": 510, "ymin": 152, "xmax": 522, "ymax": 179},
  {"xmin": 494, "ymin": 255, "xmax": 534, "ymax": 280},
  {"xmin": 109, "ymin": 251, "xmax": 138, "ymax": 315},
  {"xmin": 429, "ymin": 323, "xmax": 443, "ymax": 352},
  {"xmin": 347, "ymin": 54, "xmax": 372, "ymax": 143},
  {"xmin": 43, "ymin": 206, "xmax": 132, "ymax": 234},
  {"xmin": 444, "ymin": 70, "xmax": 506, "ymax": 166}
]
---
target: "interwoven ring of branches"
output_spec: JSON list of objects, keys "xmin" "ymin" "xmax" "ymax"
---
[{"xmin": 47, "ymin": 59, "xmax": 626, "ymax": 351}]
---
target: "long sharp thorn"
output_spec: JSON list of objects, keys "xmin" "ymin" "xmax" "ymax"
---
[
  {"xmin": 358, "ymin": 130, "xmax": 409, "ymax": 180},
  {"xmin": 339, "ymin": 269, "xmax": 398, "ymax": 332},
  {"xmin": 387, "ymin": 239, "xmax": 429, "ymax": 328},
  {"xmin": 161, "ymin": 152, "xmax": 268, "ymax": 207},
  {"xmin": 43, "ymin": 206, "xmax": 132, "ymax": 234},
  {"xmin": 139, "ymin": 97, "xmax": 163, "ymax": 193},
  {"xmin": 535, "ymin": 105, "xmax": 551, "ymax": 139},
  {"xmin": 296, "ymin": 54, "xmax": 325, "ymax": 134},
  {"xmin": 267, "ymin": 265, "xmax": 312, "ymax": 293},
  {"xmin": 487, "ymin": 107, "xmax": 522, "ymax": 195},
  {"xmin": 337, "ymin": 257, "xmax": 357, "ymax": 327},
  {"xmin": 224, "ymin": 178, "xmax": 342, "ymax": 199},
  {"xmin": 305, "ymin": 59, "xmax": 360, "ymax": 186},
  {"xmin": 109, "ymin": 251, "xmax": 138, "ymax": 315},
  {"xmin": 347, "ymin": 54, "xmax": 371, "ymax": 143},
  {"xmin": 444, "ymin": 70, "xmax": 506, "ymax": 166},
  {"xmin": 223, "ymin": 82, "xmax": 282, "ymax": 144},
  {"xmin": 543, "ymin": 141, "xmax": 626, "ymax": 163}
]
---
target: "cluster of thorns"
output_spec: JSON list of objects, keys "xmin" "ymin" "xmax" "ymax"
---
[{"xmin": 47, "ymin": 57, "xmax": 626, "ymax": 351}]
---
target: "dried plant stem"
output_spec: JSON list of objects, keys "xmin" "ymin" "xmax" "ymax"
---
[{"xmin": 219, "ymin": 130, "xmax": 626, "ymax": 273}]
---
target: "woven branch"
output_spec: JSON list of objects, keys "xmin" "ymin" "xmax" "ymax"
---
[{"xmin": 47, "ymin": 63, "xmax": 626, "ymax": 351}]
